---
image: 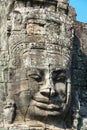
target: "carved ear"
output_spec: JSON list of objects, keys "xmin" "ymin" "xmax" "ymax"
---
[{"xmin": 66, "ymin": 78, "xmax": 71, "ymax": 105}]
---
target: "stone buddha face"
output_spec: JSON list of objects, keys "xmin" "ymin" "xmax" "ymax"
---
[
  {"xmin": 26, "ymin": 65, "xmax": 71, "ymax": 118},
  {"xmin": 7, "ymin": 51, "xmax": 71, "ymax": 121},
  {"xmin": 6, "ymin": 0, "xmax": 73, "ymax": 122}
]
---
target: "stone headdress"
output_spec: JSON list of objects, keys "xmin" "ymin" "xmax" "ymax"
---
[{"xmin": 6, "ymin": 0, "xmax": 74, "ymax": 70}]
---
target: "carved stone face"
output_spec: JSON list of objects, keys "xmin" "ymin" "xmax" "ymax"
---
[
  {"xmin": 6, "ymin": 1, "xmax": 73, "ymax": 122},
  {"xmin": 7, "ymin": 53, "xmax": 71, "ymax": 120},
  {"xmin": 26, "ymin": 66, "xmax": 70, "ymax": 118}
]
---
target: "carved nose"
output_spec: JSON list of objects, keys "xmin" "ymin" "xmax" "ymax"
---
[
  {"xmin": 40, "ymin": 87, "xmax": 55, "ymax": 97},
  {"xmin": 40, "ymin": 76, "xmax": 55, "ymax": 97}
]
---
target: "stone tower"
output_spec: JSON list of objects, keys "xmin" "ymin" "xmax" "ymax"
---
[{"xmin": 0, "ymin": 0, "xmax": 87, "ymax": 130}]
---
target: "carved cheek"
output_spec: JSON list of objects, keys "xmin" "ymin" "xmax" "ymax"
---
[
  {"xmin": 28, "ymin": 78, "xmax": 40, "ymax": 93},
  {"xmin": 19, "ymin": 91, "xmax": 31, "ymax": 105},
  {"xmin": 55, "ymin": 82, "xmax": 66, "ymax": 102}
]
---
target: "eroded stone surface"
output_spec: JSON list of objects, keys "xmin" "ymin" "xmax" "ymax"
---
[{"xmin": 0, "ymin": 0, "xmax": 87, "ymax": 130}]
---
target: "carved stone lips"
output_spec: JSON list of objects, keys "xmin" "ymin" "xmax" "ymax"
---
[
  {"xmin": 35, "ymin": 101, "xmax": 61, "ymax": 111},
  {"xmin": 33, "ymin": 96, "xmax": 49, "ymax": 103},
  {"xmin": 29, "ymin": 98, "xmax": 64, "ymax": 116},
  {"xmin": 32, "ymin": 96, "xmax": 62, "ymax": 111}
]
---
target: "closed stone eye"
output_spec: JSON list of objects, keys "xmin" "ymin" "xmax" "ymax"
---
[
  {"xmin": 56, "ymin": 76, "xmax": 66, "ymax": 83},
  {"xmin": 29, "ymin": 74, "xmax": 42, "ymax": 82},
  {"xmin": 52, "ymin": 70, "xmax": 66, "ymax": 83}
]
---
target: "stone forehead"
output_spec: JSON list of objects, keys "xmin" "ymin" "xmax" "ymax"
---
[
  {"xmin": 11, "ymin": 49, "xmax": 70, "ymax": 69},
  {"xmin": 9, "ymin": 34, "xmax": 72, "ymax": 63}
]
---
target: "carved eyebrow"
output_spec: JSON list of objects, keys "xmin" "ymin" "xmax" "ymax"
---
[
  {"xmin": 28, "ymin": 70, "xmax": 40, "ymax": 76},
  {"xmin": 27, "ymin": 68, "xmax": 44, "ymax": 76},
  {"xmin": 52, "ymin": 69, "xmax": 66, "ymax": 74}
]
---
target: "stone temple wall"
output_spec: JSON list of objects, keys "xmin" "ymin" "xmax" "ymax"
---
[
  {"xmin": 0, "ymin": 0, "xmax": 87, "ymax": 130},
  {"xmin": 74, "ymin": 22, "xmax": 87, "ymax": 129}
]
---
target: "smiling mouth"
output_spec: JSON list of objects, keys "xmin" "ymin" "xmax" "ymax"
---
[{"xmin": 32, "ymin": 96, "xmax": 63, "ymax": 111}]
